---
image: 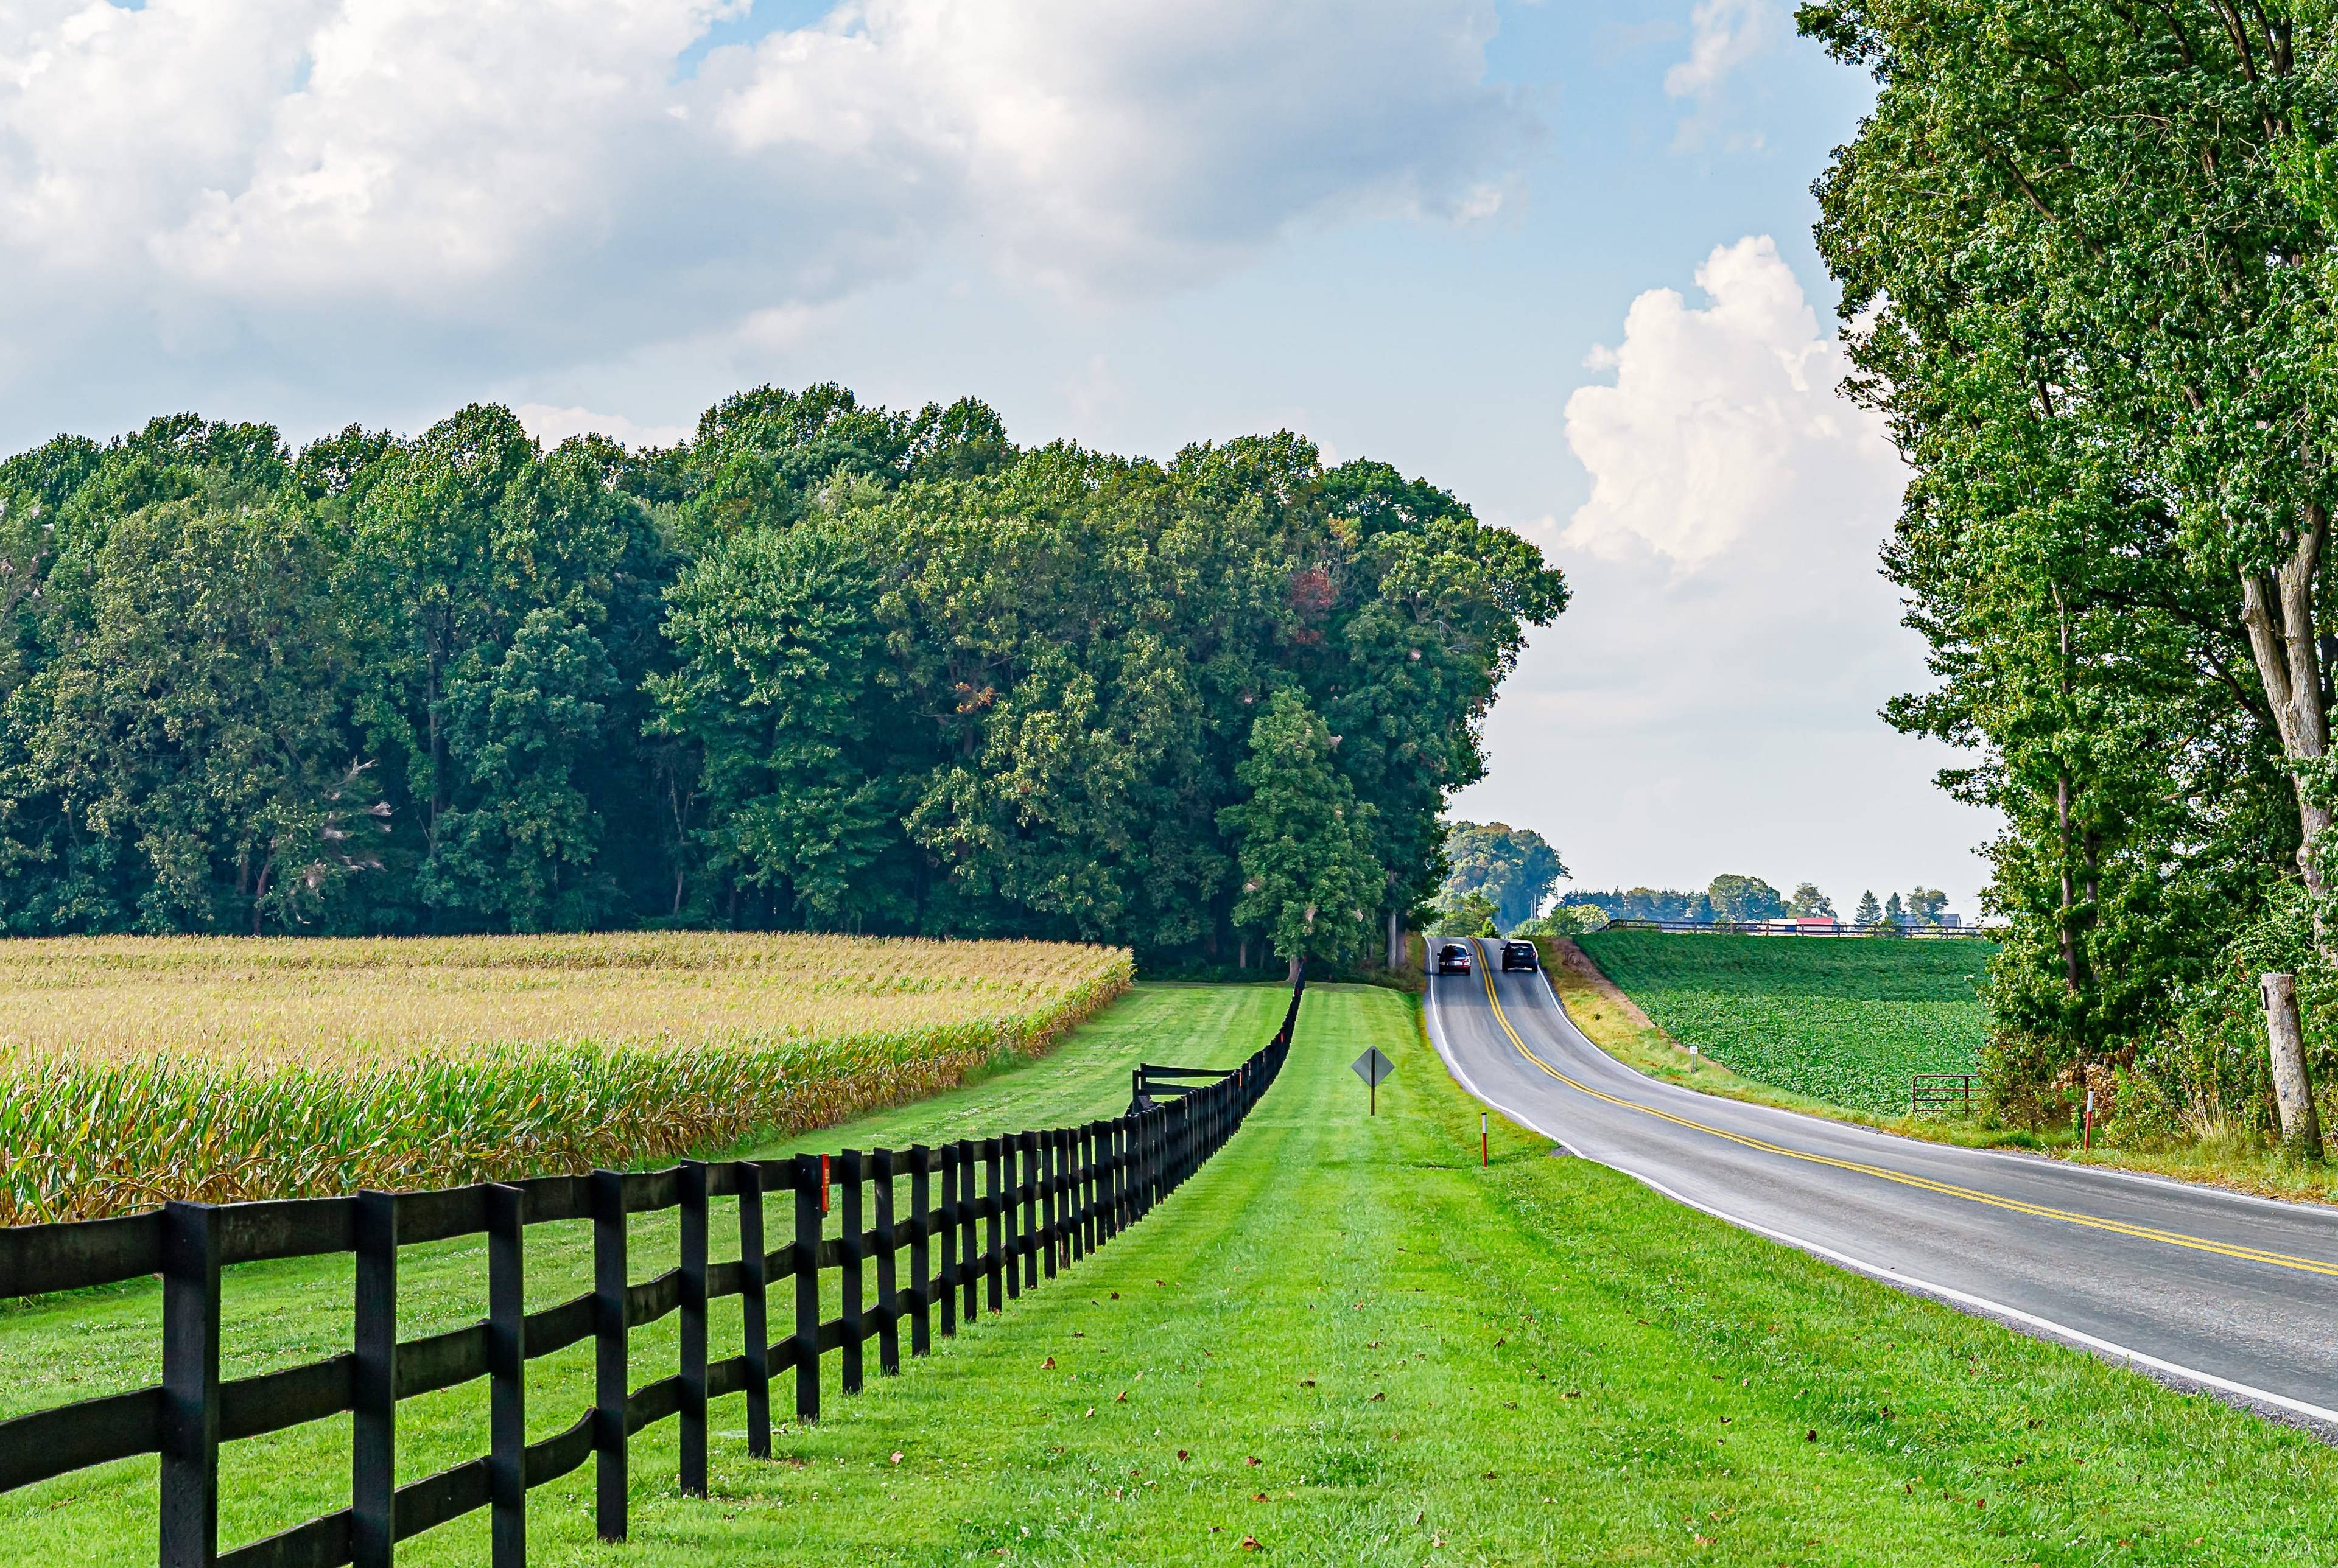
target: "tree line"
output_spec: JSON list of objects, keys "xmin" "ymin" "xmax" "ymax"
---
[
  {"xmin": 0, "ymin": 389, "xmax": 1564, "ymax": 965},
  {"xmin": 1801, "ymin": 0, "xmax": 2338, "ymax": 1138},
  {"xmin": 1562, "ymin": 880, "xmax": 1951, "ymax": 930}
]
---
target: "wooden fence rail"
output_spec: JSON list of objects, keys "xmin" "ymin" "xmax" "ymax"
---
[{"xmin": 0, "ymin": 978, "xmax": 1304, "ymax": 1567}]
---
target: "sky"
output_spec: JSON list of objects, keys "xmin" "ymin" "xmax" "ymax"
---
[{"xmin": 0, "ymin": 0, "xmax": 2001, "ymax": 917}]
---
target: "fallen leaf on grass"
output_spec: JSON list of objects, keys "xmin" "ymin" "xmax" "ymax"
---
[
  {"xmin": 1042, "ymin": 1357, "xmax": 1056, "ymax": 1370},
  {"xmin": 1240, "ymin": 1536, "xmax": 1260, "ymax": 1552},
  {"xmin": 1178, "ymin": 1450, "xmax": 1189, "ymax": 1461},
  {"xmin": 1246, "ymin": 1455, "xmax": 1262, "ymax": 1466},
  {"xmin": 1370, "ymin": 1391, "xmax": 1385, "ymax": 1402},
  {"xmin": 1116, "ymin": 1391, "xmax": 1128, "ymax": 1403},
  {"xmin": 890, "ymin": 1452, "xmax": 903, "ymax": 1465}
]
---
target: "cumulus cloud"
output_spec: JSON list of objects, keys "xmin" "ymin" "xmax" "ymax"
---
[
  {"xmin": 1561, "ymin": 235, "xmax": 1898, "ymax": 569},
  {"xmin": 1663, "ymin": 0, "xmax": 1777, "ymax": 100},
  {"xmin": 513, "ymin": 403, "xmax": 692, "ymax": 450},
  {"xmin": 1452, "ymin": 236, "xmax": 1996, "ymax": 911},
  {"xmin": 0, "ymin": 0, "xmax": 1525, "ymax": 402}
]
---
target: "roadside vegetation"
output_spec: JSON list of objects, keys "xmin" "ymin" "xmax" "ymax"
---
[
  {"xmin": 0, "ymin": 933, "xmax": 1129, "ymax": 1223},
  {"xmin": 10, "ymin": 981, "xmax": 2337, "ymax": 1566},
  {"xmin": 1798, "ymin": 5, "xmax": 2338, "ymax": 1171},
  {"xmin": 1556, "ymin": 933, "xmax": 2338, "ymax": 1203}
]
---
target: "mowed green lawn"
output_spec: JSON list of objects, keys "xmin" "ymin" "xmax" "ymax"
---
[
  {"xmin": 1578, "ymin": 931, "xmax": 1996, "ymax": 1117},
  {"xmin": 7, "ymin": 981, "xmax": 2336, "ymax": 1566}
]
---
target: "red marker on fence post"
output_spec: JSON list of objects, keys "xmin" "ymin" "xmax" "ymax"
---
[
  {"xmin": 820, "ymin": 1153, "xmax": 832, "ymax": 1214},
  {"xmin": 1481, "ymin": 1111, "xmax": 1487, "ymax": 1168},
  {"xmin": 2083, "ymin": 1089, "xmax": 2094, "ymax": 1152}
]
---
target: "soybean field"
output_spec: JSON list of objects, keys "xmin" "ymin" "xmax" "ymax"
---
[{"xmin": 1573, "ymin": 930, "xmax": 1994, "ymax": 1116}]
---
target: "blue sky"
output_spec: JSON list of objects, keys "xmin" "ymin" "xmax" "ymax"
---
[{"xmin": 0, "ymin": 0, "xmax": 1997, "ymax": 915}]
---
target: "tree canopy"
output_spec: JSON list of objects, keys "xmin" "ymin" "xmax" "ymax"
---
[
  {"xmin": 1439, "ymin": 820, "xmax": 1568, "ymax": 931},
  {"xmin": 1799, "ymin": 0, "xmax": 2338, "ymax": 1121},
  {"xmin": 0, "ymin": 391, "xmax": 1564, "ymax": 965}
]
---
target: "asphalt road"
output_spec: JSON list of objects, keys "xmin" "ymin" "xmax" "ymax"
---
[{"xmin": 1425, "ymin": 939, "xmax": 2338, "ymax": 1427}]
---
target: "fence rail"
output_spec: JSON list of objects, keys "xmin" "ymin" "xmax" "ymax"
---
[
  {"xmin": 0, "ymin": 978, "xmax": 1305, "ymax": 1568},
  {"xmin": 1911, "ymin": 1072, "xmax": 1976, "ymax": 1117},
  {"xmin": 1600, "ymin": 918, "xmax": 1999, "ymax": 939}
]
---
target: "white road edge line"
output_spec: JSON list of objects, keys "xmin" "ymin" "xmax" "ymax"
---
[{"xmin": 1420, "ymin": 953, "xmax": 2338, "ymax": 1430}]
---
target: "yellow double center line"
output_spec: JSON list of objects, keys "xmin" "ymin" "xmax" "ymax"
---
[{"xmin": 1469, "ymin": 944, "xmax": 2338, "ymax": 1280}]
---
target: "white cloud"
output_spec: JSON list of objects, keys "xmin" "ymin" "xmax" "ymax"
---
[
  {"xmin": 513, "ymin": 403, "xmax": 691, "ymax": 450},
  {"xmin": 1451, "ymin": 236, "xmax": 1998, "ymax": 914},
  {"xmin": 1560, "ymin": 235, "xmax": 1896, "ymax": 569},
  {"xmin": 1663, "ymin": 0, "xmax": 1777, "ymax": 100},
  {"xmin": 0, "ymin": 0, "xmax": 1525, "ymax": 403}
]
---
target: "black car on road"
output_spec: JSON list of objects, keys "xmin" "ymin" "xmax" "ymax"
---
[
  {"xmin": 1500, "ymin": 940, "xmax": 1539, "ymax": 973},
  {"xmin": 1435, "ymin": 942, "xmax": 1473, "ymax": 975}
]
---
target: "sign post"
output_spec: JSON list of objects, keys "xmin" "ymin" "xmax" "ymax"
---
[{"xmin": 1349, "ymin": 1048, "xmax": 1394, "ymax": 1115}]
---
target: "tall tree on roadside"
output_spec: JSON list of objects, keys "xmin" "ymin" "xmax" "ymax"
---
[
  {"xmin": 1218, "ymin": 690, "xmax": 1384, "ymax": 981},
  {"xmin": 1802, "ymin": 0, "xmax": 2338, "ymax": 940}
]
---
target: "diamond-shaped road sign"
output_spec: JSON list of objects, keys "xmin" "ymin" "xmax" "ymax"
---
[{"xmin": 1351, "ymin": 1047, "xmax": 1394, "ymax": 1115}]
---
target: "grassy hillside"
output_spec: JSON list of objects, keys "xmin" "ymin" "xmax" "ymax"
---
[
  {"xmin": 9, "ymin": 981, "xmax": 2337, "ymax": 1565},
  {"xmin": 1574, "ymin": 931, "xmax": 1995, "ymax": 1117}
]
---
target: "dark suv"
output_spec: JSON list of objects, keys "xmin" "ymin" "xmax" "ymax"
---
[
  {"xmin": 1500, "ymin": 940, "xmax": 1540, "ymax": 973},
  {"xmin": 1434, "ymin": 942, "xmax": 1473, "ymax": 975}
]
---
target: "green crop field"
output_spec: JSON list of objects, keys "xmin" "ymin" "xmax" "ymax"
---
[
  {"xmin": 8, "ymin": 979, "xmax": 2334, "ymax": 1566},
  {"xmin": 1574, "ymin": 931, "xmax": 1996, "ymax": 1117}
]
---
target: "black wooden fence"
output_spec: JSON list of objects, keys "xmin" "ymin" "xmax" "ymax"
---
[{"xmin": 0, "ymin": 978, "xmax": 1304, "ymax": 1567}]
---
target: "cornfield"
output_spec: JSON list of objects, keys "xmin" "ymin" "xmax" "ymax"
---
[{"xmin": 0, "ymin": 934, "xmax": 1133, "ymax": 1225}]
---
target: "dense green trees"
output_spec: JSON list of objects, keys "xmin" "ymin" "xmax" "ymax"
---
[
  {"xmin": 1800, "ymin": 0, "xmax": 2338, "ymax": 1122},
  {"xmin": 1439, "ymin": 820, "xmax": 1567, "ymax": 930},
  {"xmin": 0, "ymin": 390, "xmax": 1563, "ymax": 964}
]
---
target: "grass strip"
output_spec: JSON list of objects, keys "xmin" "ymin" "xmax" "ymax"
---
[{"xmin": 9, "ymin": 982, "xmax": 2334, "ymax": 1564}]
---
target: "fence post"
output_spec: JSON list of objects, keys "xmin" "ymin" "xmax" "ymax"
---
[
  {"xmin": 1069, "ymin": 1125, "xmax": 1088, "ymax": 1260},
  {"xmin": 937, "ymin": 1147, "xmax": 960, "ymax": 1338},
  {"xmin": 679, "ymin": 1160, "xmax": 709, "ymax": 1497},
  {"xmin": 487, "ymin": 1183, "xmax": 528, "ymax": 1568},
  {"xmin": 958, "ymin": 1141, "xmax": 979, "ymax": 1323},
  {"xmin": 984, "ymin": 1138, "xmax": 1006, "ymax": 1313},
  {"xmin": 160, "ymin": 1201, "xmax": 221, "ymax": 1568},
  {"xmin": 838, "ymin": 1150, "xmax": 865, "ymax": 1396},
  {"xmin": 591, "ymin": 1169, "xmax": 630, "ymax": 1542},
  {"xmin": 907, "ymin": 1145, "xmax": 933, "ymax": 1358},
  {"xmin": 739, "ymin": 1161, "xmax": 771, "ymax": 1460},
  {"xmin": 352, "ymin": 1191, "xmax": 397, "ymax": 1568},
  {"xmin": 873, "ymin": 1149, "xmax": 901, "ymax": 1376},
  {"xmin": 793, "ymin": 1153, "xmax": 823, "ymax": 1425},
  {"xmin": 1109, "ymin": 1119, "xmax": 1124, "ymax": 1234},
  {"xmin": 1052, "ymin": 1129, "xmax": 1070, "ymax": 1270},
  {"xmin": 1020, "ymin": 1130, "xmax": 1041, "ymax": 1291}
]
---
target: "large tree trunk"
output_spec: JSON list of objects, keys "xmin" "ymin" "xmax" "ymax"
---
[
  {"xmin": 1386, "ymin": 908, "xmax": 1402, "ymax": 969},
  {"xmin": 2238, "ymin": 508, "xmax": 2334, "ymax": 942},
  {"xmin": 2261, "ymin": 973, "xmax": 2324, "ymax": 1159},
  {"xmin": 2239, "ymin": 512, "xmax": 2331, "ymax": 1153}
]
